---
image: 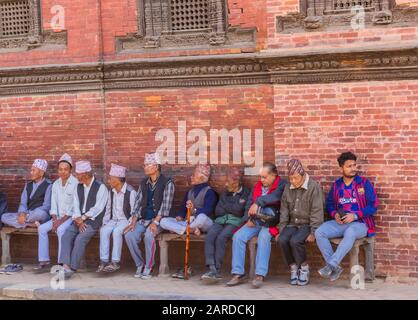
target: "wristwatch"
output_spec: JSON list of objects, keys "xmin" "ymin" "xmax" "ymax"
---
[{"xmin": 153, "ymin": 220, "xmax": 160, "ymax": 226}]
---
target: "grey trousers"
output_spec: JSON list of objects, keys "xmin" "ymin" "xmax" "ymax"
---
[
  {"xmin": 204, "ymin": 223, "xmax": 236, "ymax": 270},
  {"xmin": 124, "ymin": 221, "xmax": 161, "ymax": 271},
  {"xmin": 59, "ymin": 222, "xmax": 97, "ymax": 270}
]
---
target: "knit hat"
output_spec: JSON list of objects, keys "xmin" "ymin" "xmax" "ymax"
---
[{"xmin": 287, "ymin": 159, "xmax": 305, "ymax": 176}]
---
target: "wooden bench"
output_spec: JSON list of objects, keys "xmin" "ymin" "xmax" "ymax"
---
[
  {"xmin": 0, "ymin": 226, "xmax": 97, "ymax": 268},
  {"xmin": 157, "ymin": 232, "xmax": 375, "ymax": 282},
  {"xmin": 1, "ymin": 227, "xmax": 375, "ymax": 283},
  {"xmin": 1, "ymin": 227, "xmax": 39, "ymax": 265},
  {"xmin": 330, "ymin": 237, "xmax": 375, "ymax": 282}
]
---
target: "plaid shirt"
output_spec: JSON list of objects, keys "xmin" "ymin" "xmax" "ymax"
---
[{"xmin": 131, "ymin": 176, "xmax": 175, "ymax": 219}]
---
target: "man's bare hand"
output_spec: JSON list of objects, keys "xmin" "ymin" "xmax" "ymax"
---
[
  {"xmin": 123, "ymin": 222, "xmax": 136, "ymax": 234},
  {"xmin": 186, "ymin": 200, "xmax": 194, "ymax": 213},
  {"xmin": 335, "ymin": 213, "xmax": 343, "ymax": 225},
  {"xmin": 248, "ymin": 203, "xmax": 258, "ymax": 217},
  {"xmin": 342, "ymin": 213, "xmax": 356, "ymax": 224},
  {"xmin": 149, "ymin": 222, "xmax": 158, "ymax": 236},
  {"xmin": 175, "ymin": 216, "xmax": 183, "ymax": 222},
  {"xmin": 51, "ymin": 216, "xmax": 62, "ymax": 232},
  {"xmin": 73, "ymin": 217, "xmax": 83, "ymax": 227},
  {"xmin": 305, "ymin": 234, "xmax": 315, "ymax": 243},
  {"xmin": 17, "ymin": 213, "xmax": 27, "ymax": 225},
  {"xmin": 78, "ymin": 222, "xmax": 87, "ymax": 233}
]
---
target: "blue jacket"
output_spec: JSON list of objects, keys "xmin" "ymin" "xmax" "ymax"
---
[{"xmin": 0, "ymin": 192, "xmax": 7, "ymax": 215}]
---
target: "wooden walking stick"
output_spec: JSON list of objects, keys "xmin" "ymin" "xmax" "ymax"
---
[{"xmin": 184, "ymin": 206, "xmax": 191, "ymax": 280}]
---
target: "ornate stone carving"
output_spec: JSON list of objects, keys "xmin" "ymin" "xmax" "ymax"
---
[
  {"xmin": 0, "ymin": 46, "xmax": 417, "ymax": 95},
  {"xmin": 277, "ymin": 0, "xmax": 418, "ymax": 33},
  {"xmin": 116, "ymin": 0, "xmax": 256, "ymax": 52}
]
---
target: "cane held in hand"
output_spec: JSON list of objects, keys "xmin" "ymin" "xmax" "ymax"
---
[{"xmin": 184, "ymin": 206, "xmax": 191, "ymax": 280}]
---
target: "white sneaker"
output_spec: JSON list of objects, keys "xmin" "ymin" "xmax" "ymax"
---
[
  {"xmin": 290, "ymin": 265, "xmax": 298, "ymax": 285},
  {"xmin": 298, "ymin": 265, "xmax": 310, "ymax": 286},
  {"xmin": 134, "ymin": 266, "xmax": 144, "ymax": 278},
  {"xmin": 140, "ymin": 267, "xmax": 153, "ymax": 280}
]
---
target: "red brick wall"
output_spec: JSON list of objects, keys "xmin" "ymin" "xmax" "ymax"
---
[
  {"xmin": 104, "ymin": 86, "xmax": 275, "ymax": 196},
  {"xmin": 1, "ymin": 81, "xmax": 417, "ymax": 279},
  {"xmin": 0, "ymin": 85, "xmax": 276, "ymax": 215},
  {"xmin": 274, "ymin": 80, "xmax": 418, "ymax": 279},
  {"xmin": 267, "ymin": 0, "xmax": 418, "ymax": 50},
  {"xmin": 0, "ymin": 0, "xmax": 267, "ymax": 68},
  {"xmin": 0, "ymin": 0, "xmax": 103, "ymax": 67},
  {"xmin": 0, "ymin": 92, "xmax": 105, "ymax": 205}
]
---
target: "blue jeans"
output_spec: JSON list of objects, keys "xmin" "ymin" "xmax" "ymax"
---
[
  {"xmin": 315, "ymin": 220, "xmax": 368, "ymax": 268},
  {"xmin": 231, "ymin": 224, "xmax": 272, "ymax": 277}
]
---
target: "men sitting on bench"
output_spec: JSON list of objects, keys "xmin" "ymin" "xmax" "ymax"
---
[
  {"xmin": 276, "ymin": 159, "xmax": 324, "ymax": 286},
  {"xmin": 33, "ymin": 154, "xmax": 78, "ymax": 273},
  {"xmin": 315, "ymin": 151, "xmax": 378, "ymax": 282},
  {"xmin": 1, "ymin": 159, "xmax": 52, "ymax": 229},
  {"xmin": 59, "ymin": 160, "xmax": 108, "ymax": 279},
  {"xmin": 161, "ymin": 164, "xmax": 218, "ymax": 279},
  {"xmin": 227, "ymin": 162, "xmax": 286, "ymax": 289},
  {"xmin": 124, "ymin": 153, "xmax": 175, "ymax": 280},
  {"xmin": 201, "ymin": 167, "xmax": 250, "ymax": 283}
]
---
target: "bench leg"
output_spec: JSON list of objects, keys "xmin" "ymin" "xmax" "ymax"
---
[
  {"xmin": 349, "ymin": 245, "xmax": 365, "ymax": 288},
  {"xmin": 79, "ymin": 257, "xmax": 87, "ymax": 270},
  {"xmin": 364, "ymin": 241, "xmax": 375, "ymax": 282},
  {"xmin": 249, "ymin": 240, "xmax": 256, "ymax": 279},
  {"xmin": 349, "ymin": 245, "xmax": 359, "ymax": 282},
  {"xmin": 158, "ymin": 240, "xmax": 170, "ymax": 276},
  {"xmin": 1, "ymin": 232, "xmax": 11, "ymax": 265}
]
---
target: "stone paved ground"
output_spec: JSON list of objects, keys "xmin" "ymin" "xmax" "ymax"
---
[{"xmin": 0, "ymin": 264, "xmax": 417, "ymax": 300}]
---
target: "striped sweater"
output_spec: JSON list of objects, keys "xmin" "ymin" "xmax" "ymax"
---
[{"xmin": 326, "ymin": 175, "xmax": 379, "ymax": 237}]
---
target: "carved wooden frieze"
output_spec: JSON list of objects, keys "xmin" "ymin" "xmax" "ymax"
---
[
  {"xmin": 116, "ymin": 0, "xmax": 256, "ymax": 52},
  {"xmin": 0, "ymin": 46, "xmax": 417, "ymax": 95},
  {"xmin": 277, "ymin": 0, "xmax": 418, "ymax": 33}
]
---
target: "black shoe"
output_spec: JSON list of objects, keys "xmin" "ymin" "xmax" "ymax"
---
[
  {"xmin": 329, "ymin": 265, "xmax": 343, "ymax": 282},
  {"xmin": 172, "ymin": 266, "xmax": 192, "ymax": 279},
  {"xmin": 318, "ymin": 264, "xmax": 333, "ymax": 279},
  {"xmin": 201, "ymin": 271, "xmax": 222, "ymax": 283}
]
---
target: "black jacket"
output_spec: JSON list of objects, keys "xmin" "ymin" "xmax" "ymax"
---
[{"xmin": 215, "ymin": 186, "xmax": 250, "ymax": 218}]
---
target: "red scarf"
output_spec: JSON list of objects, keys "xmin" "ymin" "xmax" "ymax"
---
[
  {"xmin": 233, "ymin": 176, "xmax": 281, "ymax": 237},
  {"xmin": 252, "ymin": 176, "xmax": 281, "ymax": 206}
]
